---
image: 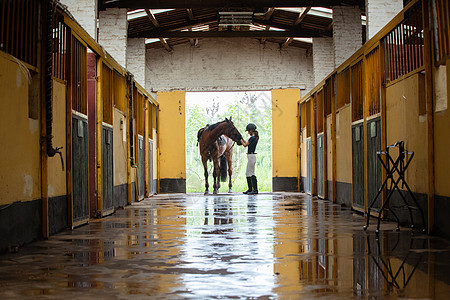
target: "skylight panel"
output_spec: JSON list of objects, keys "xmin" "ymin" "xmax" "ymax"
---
[
  {"xmin": 127, "ymin": 8, "xmax": 175, "ymax": 20},
  {"xmin": 294, "ymin": 38, "xmax": 313, "ymax": 43},
  {"xmin": 276, "ymin": 7, "xmax": 305, "ymax": 13},
  {"xmin": 145, "ymin": 38, "xmax": 160, "ymax": 44}
]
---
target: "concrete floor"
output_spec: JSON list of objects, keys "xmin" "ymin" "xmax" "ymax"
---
[{"xmin": 1, "ymin": 193, "xmax": 450, "ymax": 299}]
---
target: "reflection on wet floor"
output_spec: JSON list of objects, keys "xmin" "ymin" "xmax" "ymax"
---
[{"xmin": 1, "ymin": 193, "xmax": 450, "ymax": 299}]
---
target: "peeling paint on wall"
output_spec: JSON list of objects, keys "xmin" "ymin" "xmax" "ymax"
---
[
  {"xmin": 23, "ymin": 174, "xmax": 33, "ymax": 197},
  {"xmin": 435, "ymin": 65, "xmax": 448, "ymax": 112},
  {"xmin": 16, "ymin": 67, "xmax": 22, "ymax": 87},
  {"xmin": 48, "ymin": 184, "xmax": 55, "ymax": 198},
  {"xmin": 29, "ymin": 119, "xmax": 38, "ymax": 134}
]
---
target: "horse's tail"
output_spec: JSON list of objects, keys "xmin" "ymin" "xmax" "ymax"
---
[{"xmin": 220, "ymin": 155, "xmax": 227, "ymax": 182}]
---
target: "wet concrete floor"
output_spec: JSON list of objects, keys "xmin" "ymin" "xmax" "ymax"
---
[{"xmin": 1, "ymin": 193, "xmax": 450, "ymax": 299}]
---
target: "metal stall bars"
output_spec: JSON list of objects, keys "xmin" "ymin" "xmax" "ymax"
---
[
  {"xmin": 316, "ymin": 89, "xmax": 325, "ymax": 198},
  {"xmin": 100, "ymin": 63, "xmax": 114, "ymax": 216},
  {"xmin": 70, "ymin": 34, "xmax": 89, "ymax": 227}
]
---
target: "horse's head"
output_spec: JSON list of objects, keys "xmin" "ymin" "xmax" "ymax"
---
[{"xmin": 224, "ymin": 117, "xmax": 243, "ymax": 145}]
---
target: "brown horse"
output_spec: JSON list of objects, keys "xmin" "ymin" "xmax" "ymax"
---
[{"xmin": 197, "ymin": 118, "xmax": 243, "ymax": 195}]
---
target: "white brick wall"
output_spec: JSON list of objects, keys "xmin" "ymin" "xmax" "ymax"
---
[
  {"xmin": 312, "ymin": 38, "xmax": 334, "ymax": 86},
  {"xmin": 366, "ymin": 0, "xmax": 403, "ymax": 40},
  {"xmin": 333, "ymin": 6, "xmax": 362, "ymax": 68},
  {"xmin": 145, "ymin": 38, "xmax": 314, "ymax": 93},
  {"xmin": 99, "ymin": 8, "xmax": 128, "ymax": 67},
  {"xmin": 60, "ymin": 0, "xmax": 97, "ymax": 39},
  {"xmin": 127, "ymin": 38, "xmax": 146, "ymax": 87}
]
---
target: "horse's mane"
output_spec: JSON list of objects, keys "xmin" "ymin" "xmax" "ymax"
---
[
  {"xmin": 205, "ymin": 120, "xmax": 224, "ymax": 131},
  {"xmin": 197, "ymin": 119, "xmax": 231, "ymax": 146}
]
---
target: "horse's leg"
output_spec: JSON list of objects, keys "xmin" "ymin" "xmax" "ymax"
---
[
  {"xmin": 226, "ymin": 151, "xmax": 233, "ymax": 193},
  {"xmin": 212, "ymin": 158, "xmax": 220, "ymax": 194},
  {"xmin": 202, "ymin": 158, "xmax": 209, "ymax": 195}
]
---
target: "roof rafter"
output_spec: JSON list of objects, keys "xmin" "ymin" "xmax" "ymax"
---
[
  {"xmin": 260, "ymin": 7, "xmax": 274, "ymax": 44},
  {"xmin": 254, "ymin": 19, "xmax": 331, "ymax": 37},
  {"xmin": 159, "ymin": 38, "xmax": 173, "ymax": 51},
  {"xmin": 281, "ymin": 37, "xmax": 294, "ymax": 49},
  {"xmin": 145, "ymin": 8, "xmax": 160, "ymax": 27},
  {"xmin": 293, "ymin": 7, "xmax": 311, "ymax": 26},
  {"xmin": 186, "ymin": 8, "xmax": 196, "ymax": 46},
  {"xmin": 101, "ymin": 0, "xmax": 363, "ymax": 10},
  {"xmin": 133, "ymin": 29, "xmax": 323, "ymax": 38},
  {"xmin": 144, "ymin": 9, "xmax": 173, "ymax": 51},
  {"xmin": 128, "ymin": 16, "xmax": 218, "ymax": 37}
]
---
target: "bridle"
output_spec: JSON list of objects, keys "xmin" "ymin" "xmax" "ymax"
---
[{"xmin": 226, "ymin": 123, "xmax": 243, "ymax": 145}]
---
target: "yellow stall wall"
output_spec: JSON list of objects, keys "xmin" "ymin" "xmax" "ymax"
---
[
  {"xmin": 326, "ymin": 115, "xmax": 333, "ymax": 184},
  {"xmin": 157, "ymin": 91, "xmax": 186, "ymax": 193},
  {"xmin": 47, "ymin": 79, "xmax": 67, "ymax": 198},
  {"xmin": 301, "ymin": 129, "xmax": 307, "ymax": 181},
  {"xmin": 0, "ymin": 52, "xmax": 41, "ymax": 205},
  {"xmin": 113, "ymin": 109, "xmax": 128, "ymax": 186},
  {"xmin": 273, "ymin": 208, "xmax": 303, "ymax": 293},
  {"xmin": 335, "ymin": 106, "xmax": 352, "ymax": 185},
  {"xmin": 272, "ymin": 89, "xmax": 301, "ymax": 191},
  {"xmin": 153, "ymin": 128, "xmax": 158, "ymax": 181},
  {"xmin": 434, "ymin": 63, "xmax": 450, "ymax": 198},
  {"xmin": 386, "ymin": 73, "xmax": 428, "ymax": 194}
]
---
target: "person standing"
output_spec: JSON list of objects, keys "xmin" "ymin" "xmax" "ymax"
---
[{"xmin": 241, "ymin": 123, "xmax": 259, "ymax": 195}]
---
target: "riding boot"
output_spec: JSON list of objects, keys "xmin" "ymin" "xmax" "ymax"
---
[
  {"xmin": 243, "ymin": 177, "xmax": 252, "ymax": 194},
  {"xmin": 249, "ymin": 176, "xmax": 258, "ymax": 195}
]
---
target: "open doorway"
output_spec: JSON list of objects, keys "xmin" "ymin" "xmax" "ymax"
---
[{"xmin": 185, "ymin": 91, "xmax": 272, "ymax": 193}]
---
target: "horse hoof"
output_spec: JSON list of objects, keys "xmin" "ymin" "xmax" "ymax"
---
[
  {"xmin": 228, "ymin": 189, "xmax": 232, "ymax": 193},
  {"xmin": 204, "ymin": 191, "xmax": 209, "ymax": 195},
  {"xmin": 213, "ymin": 190, "xmax": 218, "ymax": 195}
]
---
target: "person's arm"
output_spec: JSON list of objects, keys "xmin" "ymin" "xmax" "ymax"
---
[{"xmin": 241, "ymin": 138, "xmax": 249, "ymax": 147}]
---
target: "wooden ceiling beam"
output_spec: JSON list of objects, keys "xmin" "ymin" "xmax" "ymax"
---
[
  {"xmin": 101, "ymin": 0, "xmax": 363, "ymax": 10},
  {"xmin": 145, "ymin": 9, "xmax": 174, "ymax": 51},
  {"xmin": 260, "ymin": 25, "xmax": 270, "ymax": 44},
  {"xmin": 129, "ymin": 16, "xmax": 218, "ymax": 36},
  {"xmin": 293, "ymin": 7, "xmax": 311, "ymax": 26},
  {"xmin": 254, "ymin": 19, "xmax": 328, "ymax": 34},
  {"xmin": 159, "ymin": 38, "xmax": 173, "ymax": 51},
  {"xmin": 186, "ymin": 8, "xmax": 194, "ymax": 20},
  {"xmin": 260, "ymin": 6, "xmax": 274, "ymax": 43},
  {"xmin": 281, "ymin": 37, "xmax": 294, "ymax": 49},
  {"xmin": 265, "ymin": 7, "xmax": 275, "ymax": 20},
  {"xmin": 132, "ymin": 29, "xmax": 322, "ymax": 38},
  {"xmin": 186, "ymin": 9, "xmax": 196, "ymax": 45},
  {"xmin": 145, "ymin": 8, "xmax": 160, "ymax": 27}
]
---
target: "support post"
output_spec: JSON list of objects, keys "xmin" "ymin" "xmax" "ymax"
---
[{"xmin": 422, "ymin": 0, "xmax": 435, "ymax": 234}]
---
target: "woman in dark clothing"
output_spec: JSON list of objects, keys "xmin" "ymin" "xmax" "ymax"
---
[{"xmin": 240, "ymin": 123, "xmax": 259, "ymax": 195}]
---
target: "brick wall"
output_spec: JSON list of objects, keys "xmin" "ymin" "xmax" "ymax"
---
[
  {"xmin": 127, "ymin": 38, "xmax": 146, "ymax": 87},
  {"xmin": 145, "ymin": 38, "xmax": 314, "ymax": 93},
  {"xmin": 99, "ymin": 8, "xmax": 128, "ymax": 67},
  {"xmin": 60, "ymin": 0, "xmax": 97, "ymax": 39},
  {"xmin": 332, "ymin": 6, "xmax": 363, "ymax": 68},
  {"xmin": 312, "ymin": 38, "xmax": 334, "ymax": 86},
  {"xmin": 366, "ymin": 0, "xmax": 403, "ymax": 40}
]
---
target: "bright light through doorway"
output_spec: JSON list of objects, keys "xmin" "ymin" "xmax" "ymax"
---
[{"xmin": 185, "ymin": 91, "xmax": 272, "ymax": 194}]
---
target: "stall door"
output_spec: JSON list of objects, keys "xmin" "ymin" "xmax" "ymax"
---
[
  {"xmin": 148, "ymin": 139, "xmax": 154, "ymax": 194},
  {"xmin": 317, "ymin": 134, "xmax": 324, "ymax": 198},
  {"xmin": 352, "ymin": 122, "xmax": 364, "ymax": 209},
  {"xmin": 102, "ymin": 126, "xmax": 114, "ymax": 215},
  {"xmin": 306, "ymin": 138, "xmax": 312, "ymax": 194},
  {"xmin": 72, "ymin": 115, "xmax": 89, "ymax": 225},
  {"xmin": 367, "ymin": 117, "xmax": 382, "ymax": 211},
  {"xmin": 138, "ymin": 135, "xmax": 144, "ymax": 200}
]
